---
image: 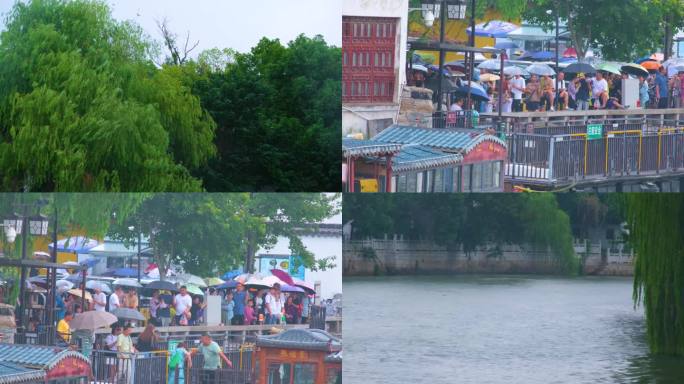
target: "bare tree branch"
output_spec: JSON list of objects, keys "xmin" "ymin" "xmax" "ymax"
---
[{"xmin": 155, "ymin": 18, "xmax": 199, "ymax": 65}]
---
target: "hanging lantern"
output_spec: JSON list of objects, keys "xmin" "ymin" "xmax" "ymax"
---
[
  {"xmin": 421, "ymin": 0, "xmax": 468, "ymax": 21},
  {"xmin": 29, "ymin": 214, "xmax": 49, "ymax": 236}
]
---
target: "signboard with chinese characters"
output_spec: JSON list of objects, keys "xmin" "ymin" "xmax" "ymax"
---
[
  {"xmin": 587, "ymin": 124, "xmax": 603, "ymax": 140},
  {"xmin": 258, "ymin": 255, "xmax": 305, "ymax": 280},
  {"xmin": 46, "ymin": 356, "xmax": 91, "ymax": 380}
]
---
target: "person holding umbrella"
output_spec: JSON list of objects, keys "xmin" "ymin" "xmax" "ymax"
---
[
  {"xmin": 573, "ymin": 73, "xmax": 591, "ymax": 111},
  {"xmin": 57, "ymin": 311, "xmax": 73, "ymax": 345},
  {"xmin": 232, "ymin": 282, "xmax": 248, "ymax": 326},
  {"xmin": 655, "ymin": 66, "xmax": 669, "ymax": 109},
  {"xmin": 510, "ymin": 73, "xmax": 526, "ymax": 112},
  {"xmin": 92, "ymin": 286, "xmax": 106, "ymax": 312},
  {"xmin": 592, "ymin": 72, "xmax": 609, "ymax": 109},
  {"xmin": 639, "ymin": 75, "xmax": 650, "ymax": 109},
  {"xmin": 525, "ymin": 75, "xmax": 542, "ymax": 112}
]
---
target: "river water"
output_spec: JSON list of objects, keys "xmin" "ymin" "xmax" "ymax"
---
[{"xmin": 343, "ymin": 275, "xmax": 684, "ymax": 384}]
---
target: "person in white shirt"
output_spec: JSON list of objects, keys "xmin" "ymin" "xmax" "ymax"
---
[
  {"xmin": 108, "ymin": 286, "xmax": 122, "ymax": 312},
  {"xmin": 264, "ymin": 284, "xmax": 284, "ymax": 324},
  {"xmin": 591, "ymin": 72, "xmax": 609, "ymax": 109},
  {"xmin": 449, "ymin": 98, "xmax": 463, "ymax": 112},
  {"xmin": 510, "ymin": 74, "xmax": 526, "ymax": 112},
  {"xmin": 92, "ymin": 287, "xmax": 107, "ymax": 312},
  {"xmin": 173, "ymin": 286, "xmax": 193, "ymax": 325}
]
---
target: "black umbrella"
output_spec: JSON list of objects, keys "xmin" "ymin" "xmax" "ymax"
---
[
  {"xmin": 564, "ymin": 62, "xmax": 596, "ymax": 75},
  {"xmin": 145, "ymin": 280, "xmax": 178, "ymax": 292}
]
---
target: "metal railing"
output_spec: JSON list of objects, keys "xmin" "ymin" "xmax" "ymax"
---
[
  {"xmin": 90, "ymin": 345, "xmax": 255, "ymax": 384},
  {"xmin": 506, "ymin": 128, "xmax": 684, "ymax": 183}
]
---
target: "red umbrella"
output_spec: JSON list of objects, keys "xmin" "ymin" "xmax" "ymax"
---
[
  {"xmin": 562, "ymin": 47, "xmax": 577, "ymax": 58},
  {"xmin": 270, "ymin": 269, "xmax": 295, "ymax": 286}
]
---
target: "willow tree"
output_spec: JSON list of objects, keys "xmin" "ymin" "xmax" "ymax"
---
[
  {"xmin": 0, "ymin": 0, "xmax": 215, "ymax": 191},
  {"xmin": 628, "ymin": 194, "xmax": 684, "ymax": 355}
]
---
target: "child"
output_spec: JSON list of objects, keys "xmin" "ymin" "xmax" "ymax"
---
[
  {"xmin": 224, "ymin": 292, "xmax": 234, "ymax": 325},
  {"xmin": 168, "ymin": 341, "xmax": 192, "ymax": 384},
  {"xmin": 244, "ymin": 299, "xmax": 255, "ymax": 325}
]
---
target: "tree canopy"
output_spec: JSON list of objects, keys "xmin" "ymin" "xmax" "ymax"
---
[
  {"xmin": 0, "ymin": 0, "xmax": 340, "ymax": 192},
  {"xmin": 0, "ymin": 0, "xmax": 216, "ymax": 191},
  {"xmin": 344, "ymin": 194, "xmax": 578, "ymax": 273}
]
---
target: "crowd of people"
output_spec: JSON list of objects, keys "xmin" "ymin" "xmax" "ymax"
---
[{"xmin": 411, "ymin": 61, "xmax": 684, "ymax": 114}]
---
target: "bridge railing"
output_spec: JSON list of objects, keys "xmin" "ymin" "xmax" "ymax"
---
[{"xmin": 506, "ymin": 129, "xmax": 684, "ymax": 183}]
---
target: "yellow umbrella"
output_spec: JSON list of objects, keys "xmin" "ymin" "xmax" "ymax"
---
[
  {"xmin": 68, "ymin": 289, "xmax": 92, "ymax": 302},
  {"xmin": 204, "ymin": 277, "xmax": 225, "ymax": 286},
  {"xmin": 480, "ymin": 73, "xmax": 500, "ymax": 82}
]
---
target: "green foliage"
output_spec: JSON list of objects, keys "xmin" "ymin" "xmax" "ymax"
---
[
  {"xmin": 190, "ymin": 35, "xmax": 341, "ymax": 191},
  {"xmin": 0, "ymin": 0, "xmax": 214, "ymax": 191},
  {"xmin": 524, "ymin": 0, "xmax": 684, "ymax": 61},
  {"xmin": 344, "ymin": 194, "xmax": 578, "ymax": 273},
  {"xmin": 628, "ymin": 194, "xmax": 684, "ymax": 355}
]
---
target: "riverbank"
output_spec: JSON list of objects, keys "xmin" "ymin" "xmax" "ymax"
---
[{"xmin": 344, "ymin": 239, "xmax": 634, "ymax": 276}]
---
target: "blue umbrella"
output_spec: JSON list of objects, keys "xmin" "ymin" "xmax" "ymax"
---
[
  {"xmin": 48, "ymin": 236, "xmax": 99, "ymax": 253},
  {"xmin": 466, "ymin": 20, "xmax": 519, "ymax": 38},
  {"xmin": 221, "ymin": 269, "xmax": 243, "ymax": 280},
  {"xmin": 635, "ymin": 56, "xmax": 656, "ymax": 64},
  {"xmin": 531, "ymin": 51, "xmax": 555, "ymax": 61},
  {"xmin": 216, "ymin": 280, "xmax": 238, "ymax": 290},
  {"xmin": 495, "ymin": 41, "xmax": 519, "ymax": 50},
  {"xmin": 454, "ymin": 85, "xmax": 490, "ymax": 102}
]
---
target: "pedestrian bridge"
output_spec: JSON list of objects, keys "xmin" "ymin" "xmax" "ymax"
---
[{"xmin": 481, "ymin": 109, "xmax": 684, "ymax": 191}]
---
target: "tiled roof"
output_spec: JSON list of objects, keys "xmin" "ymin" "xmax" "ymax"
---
[
  {"xmin": 256, "ymin": 329, "xmax": 342, "ymax": 352},
  {"xmin": 373, "ymin": 125, "xmax": 506, "ymax": 154},
  {"xmin": 390, "ymin": 145, "xmax": 462, "ymax": 173},
  {"xmin": 342, "ymin": 139, "xmax": 403, "ymax": 158},
  {"xmin": 0, "ymin": 344, "xmax": 89, "ymax": 370},
  {"xmin": 0, "ymin": 362, "xmax": 44, "ymax": 384}
]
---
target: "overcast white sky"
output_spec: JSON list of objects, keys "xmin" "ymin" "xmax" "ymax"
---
[{"xmin": 0, "ymin": 0, "xmax": 342, "ymax": 54}]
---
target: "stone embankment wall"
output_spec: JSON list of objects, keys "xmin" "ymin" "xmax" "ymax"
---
[{"xmin": 343, "ymin": 239, "xmax": 634, "ymax": 276}]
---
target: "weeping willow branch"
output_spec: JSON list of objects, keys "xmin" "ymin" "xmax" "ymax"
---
[{"xmin": 628, "ymin": 194, "xmax": 684, "ymax": 355}]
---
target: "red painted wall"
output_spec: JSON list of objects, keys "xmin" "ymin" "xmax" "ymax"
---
[{"xmin": 462, "ymin": 141, "xmax": 507, "ymax": 164}]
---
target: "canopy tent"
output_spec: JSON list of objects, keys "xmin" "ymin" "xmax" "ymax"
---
[{"xmin": 507, "ymin": 24, "xmax": 569, "ymax": 41}]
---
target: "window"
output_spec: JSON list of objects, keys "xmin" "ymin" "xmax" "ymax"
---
[
  {"xmin": 462, "ymin": 165, "xmax": 471, "ymax": 192},
  {"xmin": 343, "ymin": 52, "xmax": 347, "ymax": 66},
  {"xmin": 452, "ymin": 167, "xmax": 461, "ymax": 192},
  {"xmin": 493, "ymin": 161, "xmax": 501, "ymax": 188},
  {"xmin": 434, "ymin": 169, "xmax": 444, "ymax": 192},
  {"xmin": 374, "ymin": 52, "xmax": 379, "ymax": 67},
  {"xmin": 397, "ymin": 175, "xmax": 407, "ymax": 192},
  {"xmin": 294, "ymin": 363, "xmax": 316, "ymax": 384},
  {"xmin": 366, "ymin": 23, "xmax": 371, "ymax": 37},
  {"xmin": 424, "ymin": 171, "xmax": 432, "ymax": 192},
  {"xmin": 407, "ymin": 172, "xmax": 417, "ymax": 192},
  {"xmin": 352, "ymin": 52, "xmax": 356, "ymax": 66},
  {"xmin": 482, "ymin": 162, "xmax": 493, "ymax": 189},
  {"xmin": 327, "ymin": 368, "xmax": 342, "ymax": 384},
  {"xmin": 268, "ymin": 363, "xmax": 292, "ymax": 384},
  {"xmin": 353, "ymin": 23, "xmax": 357, "ymax": 37}
]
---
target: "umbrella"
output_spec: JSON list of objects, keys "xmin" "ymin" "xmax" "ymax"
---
[
  {"xmin": 112, "ymin": 308, "xmax": 145, "ymax": 321},
  {"xmin": 495, "ymin": 41, "xmax": 518, "ymax": 50},
  {"xmin": 68, "ymin": 289, "xmax": 93, "ymax": 302},
  {"xmin": 176, "ymin": 273, "xmax": 207, "ymax": 288},
  {"xmin": 563, "ymin": 63, "xmax": 596, "ymax": 76},
  {"xmin": 503, "ymin": 66, "xmax": 526, "ymax": 76},
  {"xmin": 531, "ymin": 51, "xmax": 554, "ymax": 61},
  {"xmin": 33, "ymin": 251, "xmax": 51, "ymax": 260},
  {"xmin": 292, "ymin": 278, "xmax": 315, "ymax": 295},
  {"xmin": 56, "ymin": 280, "xmax": 74, "ymax": 291},
  {"xmin": 215, "ymin": 280, "xmax": 238, "ymax": 290},
  {"xmin": 480, "ymin": 73, "xmax": 500, "ymax": 82},
  {"xmin": 280, "ymin": 284, "xmax": 305, "ymax": 293},
  {"xmin": 85, "ymin": 280, "xmax": 110, "ymax": 293},
  {"xmin": 69, "ymin": 310, "xmax": 117, "ymax": 330},
  {"xmin": 563, "ymin": 47, "xmax": 578, "ymax": 58},
  {"xmin": 466, "ymin": 20, "xmax": 519, "ymax": 38},
  {"xmin": 477, "ymin": 59, "xmax": 508, "ymax": 71},
  {"xmin": 454, "ymin": 86, "xmax": 489, "ymax": 102},
  {"xmin": 525, "ymin": 63, "xmax": 555, "ymax": 76},
  {"xmin": 270, "ymin": 269, "xmax": 295, "ymax": 286},
  {"xmin": 596, "ymin": 62, "xmax": 622, "ymax": 75},
  {"xmin": 65, "ymin": 274, "xmax": 83, "ymax": 284},
  {"xmin": 204, "ymin": 277, "xmax": 225, "ymax": 287},
  {"xmin": 145, "ymin": 280, "xmax": 178, "ymax": 292},
  {"xmin": 184, "ymin": 284, "xmax": 204, "ymax": 296},
  {"xmin": 641, "ymin": 61, "xmax": 661, "ymax": 71},
  {"xmin": 221, "ymin": 269, "xmax": 243, "ymax": 281},
  {"xmin": 28, "ymin": 276, "xmax": 46, "ymax": 285},
  {"xmin": 517, "ymin": 51, "xmax": 535, "ymax": 60},
  {"xmin": 409, "ymin": 64, "xmax": 428, "ymax": 73},
  {"xmin": 112, "ymin": 278, "xmax": 142, "ymax": 288},
  {"xmin": 448, "ymin": 70, "xmax": 466, "ymax": 77},
  {"xmin": 621, "ymin": 63, "xmax": 649, "ymax": 77},
  {"xmin": 48, "ymin": 236, "xmax": 99, "ymax": 253}
]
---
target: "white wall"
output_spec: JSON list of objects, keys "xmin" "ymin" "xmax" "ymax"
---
[{"xmin": 257, "ymin": 234, "xmax": 342, "ymax": 300}]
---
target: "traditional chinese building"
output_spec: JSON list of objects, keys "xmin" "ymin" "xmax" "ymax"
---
[
  {"xmin": 0, "ymin": 344, "xmax": 91, "ymax": 383},
  {"xmin": 253, "ymin": 329, "xmax": 341, "ymax": 384},
  {"xmin": 343, "ymin": 138, "xmax": 403, "ymax": 192},
  {"xmin": 342, "ymin": 0, "xmax": 409, "ymax": 137},
  {"xmin": 372, "ymin": 125, "xmax": 507, "ymax": 191}
]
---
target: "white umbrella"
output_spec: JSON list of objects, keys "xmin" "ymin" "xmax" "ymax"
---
[
  {"xmin": 176, "ymin": 273, "xmax": 207, "ymax": 288},
  {"xmin": 477, "ymin": 59, "xmax": 509, "ymax": 71},
  {"xmin": 461, "ymin": 80, "xmax": 487, "ymax": 94},
  {"xmin": 69, "ymin": 310, "xmax": 117, "ymax": 330},
  {"xmin": 525, "ymin": 63, "xmax": 556, "ymax": 76},
  {"xmin": 86, "ymin": 280, "xmax": 111, "ymax": 293},
  {"xmin": 503, "ymin": 66, "xmax": 526, "ymax": 76},
  {"xmin": 112, "ymin": 278, "xmax": 142, "ymax": 288},
  {"xmin": 56, "ymin": 280, "xmax": 73, "ymax": 291},
  {"xmin": 409, "ymin": 64, "xmax": 428, "ymax": 73}
]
